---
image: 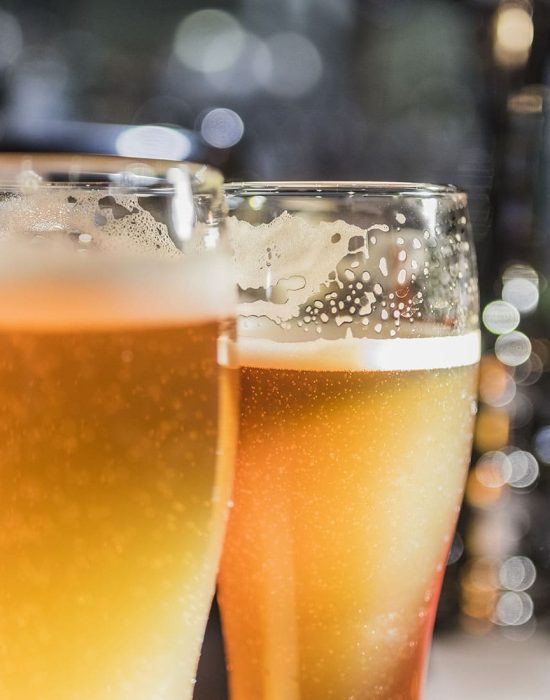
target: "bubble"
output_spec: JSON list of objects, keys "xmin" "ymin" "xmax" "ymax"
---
[
  {"xmin": 395, "ymin": 213, "xmax": 406, "ymax": 224},
  {"xmin": 397, "ymin": 269, "xmax": 407, "ymax": 285},
  {"xmin": 398, "ymin": 250, "xmax": 407, "ymax": 262},
  {"xmin": 494, "ymin": 331, "xmax": 531, "ymax": 366},
  {"xmin": 482, "ymin": 300, "xmax": 520, "ymax": 335},
  {"xmin": 379, "ymin": 257, "xmax": 388, "ymax": 277},
  {"xmin": 499, "ymin": 556, "xmax": 536, "ymax": 591}
]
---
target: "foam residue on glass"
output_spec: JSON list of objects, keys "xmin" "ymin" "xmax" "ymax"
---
[{"xmin": 227, "ymin": 195, "xmax": 480, "ymax": 355}]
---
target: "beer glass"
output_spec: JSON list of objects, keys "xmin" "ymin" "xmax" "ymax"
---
[
  {"xmin": 0, "ymin": 154, "xmax": 237, "ymax": 700},
  {"xmin": 219, "ymin": 182, "xmax": 480, "ymax": 700}
]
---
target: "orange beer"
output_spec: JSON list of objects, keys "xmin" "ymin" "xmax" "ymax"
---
[
  {"xmin": 220, "ymin": 335, "xmax": 478, "ymax": 700},
  {"xmin": 221, "ymin": 181, "xmax": 479, "ymax": 699}
]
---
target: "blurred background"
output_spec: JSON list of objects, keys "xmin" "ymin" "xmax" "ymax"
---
[{"xmin": 0, "ymin": 0, "xmax": 548, "ymax": 697}]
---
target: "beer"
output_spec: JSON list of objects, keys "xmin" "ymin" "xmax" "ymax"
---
[
  {"xmin": 219, "ymin": 334, "xmax": 478, "ymax": 700},
  {"xmin": 0, "ymin": 265, "xmax": 237, "ymax": 700}
]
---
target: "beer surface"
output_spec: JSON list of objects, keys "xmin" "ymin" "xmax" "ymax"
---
[
  {"xmin": 0, "ymin": 315, "xmax": 236, "ymax": 700},
  {"xmin": 220, "ymin": 337, "xmax": 478, "ymax": 700}
]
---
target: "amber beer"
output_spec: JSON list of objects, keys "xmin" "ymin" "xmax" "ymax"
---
[
  {"xmin": 219, "ymin": 334, "xmax": 479, "ymax": 700},
  {"xmin": 0, "ymin": 262, "xmax": 236, "ymax": 700}
]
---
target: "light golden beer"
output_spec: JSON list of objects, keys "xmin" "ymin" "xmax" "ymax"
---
[
  {"xmin": 219, "ymin": 335, "xmax": 478, "ymax": 700},
  {"xmin": 0, "ymin": 270, "xmax": 237, "ymax": 700}
]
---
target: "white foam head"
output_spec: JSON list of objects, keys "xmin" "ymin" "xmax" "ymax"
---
[{"xmin": 238, "ymin": 332, "xmax": 481, "ymax": 372}]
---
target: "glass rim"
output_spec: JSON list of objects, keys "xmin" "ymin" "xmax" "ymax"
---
[
  {"xmin": 225, "ymin": 181, "xmax": 466, "ymax": 198},
  {"xmin": 0, "ymin": 153, "xmax": 224, "ymax": 193}
]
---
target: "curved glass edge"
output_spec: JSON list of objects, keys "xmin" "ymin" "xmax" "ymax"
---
[
  {"xmin": 225, "ymin": 181, "xmax": 466, "ymax": 199},
  {"xmin": 0, "ymin": 153, "xmax": 224, "ymax": 196}
]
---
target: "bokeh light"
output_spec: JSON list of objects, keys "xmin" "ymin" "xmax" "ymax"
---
[
  {"xmin": 200, "ymin": 108, "xmax": 244, "ymax": 149},
  {"xmin": 494, "ymin": 591, "xmax": 534, "ymax": 626},
  {"xmin": 482, "ymin": 300, "xmax": 520, "ymax": 334},
  {"xmin": 0, "ymin": 10, "xmax": 22, "ymax": 70},
  {"xmin": 205, "ymin": 32, "xmax": 271, "ymax": 95},
  {"xmin": 513, "ymin": 352, "xmax": 543, "ymax": 386},
  {"xmin": 533, "ymin": 426, "xmax": 550, "ymax": 464},
  {"xmin": 475, "ymin": 451, "xmax": 511, "ymax": 489},
  {"xmin": 258, "ymin": 32, "xmax": 323, "ymax": 98},
  {"xmin": 501, "ymin": 264, "xmax": 539, "ymax": 315},
  {"xmin": 474, "ymin": 407, "xmax": 510, "ymax": 453},
  {"xmin": 115, "ymin": 125, "xmax": 192, "ymax": 160},
  {"xmin": 499, "ymin": 556, "xmax": 537, "ymax": 591},
  {"xmin": 507, "ymin": 449, "xmax": 539, "ymax": 488},
  {"xmin": 493, "ymin": 2, "xmax": 534, "ymax": 68},
  {"xmin": 494, "ymin": 331, "xmax": 531, "ymax": 366},
  {"xmin": 479, "ymin": 355, "xmax": 513, "ymax": 406},
  {"xmin": 173, "ymin": 10, "xmax": 245, "ymax": 74}
]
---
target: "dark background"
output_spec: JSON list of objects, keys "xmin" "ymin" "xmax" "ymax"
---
[{"xmin": 0, "ymin": 0, "xmax": 548, "ymax": 696}]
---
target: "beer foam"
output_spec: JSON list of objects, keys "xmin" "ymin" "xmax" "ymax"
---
[
  {"xmin": 238, "ymin": 331, "xmax": 481, "ymax": 371},
  {"xmin": 0, "ymin": 254, "xmax": 234, "ymax": 331}
]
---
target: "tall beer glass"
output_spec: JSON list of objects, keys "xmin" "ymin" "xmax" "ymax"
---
[
  {"xmin": 219, "ymin": 183, "xmax": 480, "ymax": 700},
  {"xmin": 0, "ymin": 154, "xmax": 237, "ymax": 700}
]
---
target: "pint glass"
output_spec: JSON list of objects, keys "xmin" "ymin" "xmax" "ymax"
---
[
  {"xmin": 219, "ymin": 183, "xmax": 480, "ymax": 700},
  {"xmin": 0, "ymin": 155, "xmax": 237, "ymax": 700}
]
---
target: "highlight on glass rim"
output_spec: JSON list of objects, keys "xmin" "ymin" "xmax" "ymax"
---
[{"xmin": 0, "ymin": 1, "xmax": 549, "ymax": 699}]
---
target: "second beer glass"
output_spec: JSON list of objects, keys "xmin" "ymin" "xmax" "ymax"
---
[{"xmin": 219, "ymin": 182, "xmax": 480, "ymax": 700}]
